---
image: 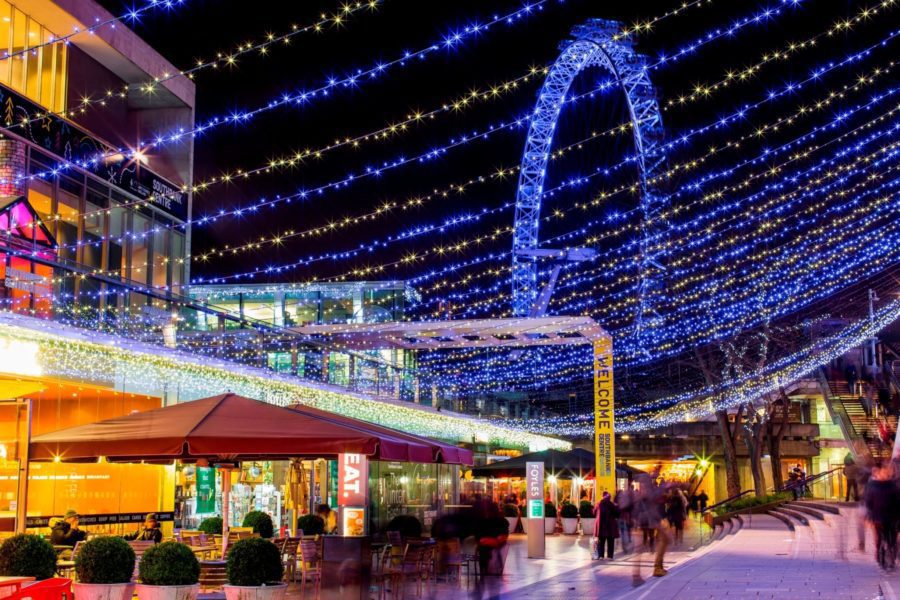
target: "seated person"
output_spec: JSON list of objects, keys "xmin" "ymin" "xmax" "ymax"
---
[
  {"xmin": 124, "ymin": 513, "xmax": 162, "ymax": 543},
  {"xmin": 316, "ymin": 504, "xmax": 337, "ymax": 534},
  {"xmin": 51, "ymin": 509, "xmax": 88, "ymax": 547}
]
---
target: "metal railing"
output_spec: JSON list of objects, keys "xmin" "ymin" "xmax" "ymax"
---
[{"xmin": 701, "ymin": 489, "xmax": 753, "ymax": 516}]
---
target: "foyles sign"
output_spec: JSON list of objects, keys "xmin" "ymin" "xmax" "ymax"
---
[
  {"xmin": 526, "ymin": 461, "xmax": 544, "ymax": 519},
  {"xmin": 338, "ymin": 453, "xmax": 368, "ymax": 506}
]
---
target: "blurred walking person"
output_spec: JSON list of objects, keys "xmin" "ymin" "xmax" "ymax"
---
[
  {"xmin": 615, "ymin": 485, "xmax": 635, "ymax": 554},
  {"xmin": 632, "ymin": 477, "xmax": 670, "ymax": 586},
  {"xmin": 593, "ymin": 492, "xmax": 620, "ymax": 560},
  {"xmin": 864, "ymin": 462, "xmax": 900, "ymax": 570},
  {"xmin": 667, "ymin": 488, "xmax": 688, "ymax": 547}
]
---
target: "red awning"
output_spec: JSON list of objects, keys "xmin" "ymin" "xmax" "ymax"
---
[
  {"xmin": 29, "ymin": 394, "xmax": 464, "ymax": 464},
  {"xmin": 287, "ymin": 403, "xmax": 474, "ymax": 466}
]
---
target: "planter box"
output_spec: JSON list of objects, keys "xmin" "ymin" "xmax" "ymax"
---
[
  {"xmin": 136, "ymin": 584, "xmax": 199, "ymax": 600},
  {"xmin": 544, "ymin": 518, "xmax": 557, "ymax": 534},
  {"xmin": 73, "ymin": 582, "xmax": 136, "ymax": 600},
  {"xmin": 580, "ymin": 518, "xmax": 595, "ymax": 536},
  {"xmin": 561, "ymin": 518, "xmax": 578, "ymax": 535},
  {"xmin": 223, "ymin": 584, "xmax": 288, "ymax": 600}
]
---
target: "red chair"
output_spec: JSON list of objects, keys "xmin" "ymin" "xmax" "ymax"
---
[{"xmin": 5, "ymin": 578, "xmax": 71, "ymax": 600}]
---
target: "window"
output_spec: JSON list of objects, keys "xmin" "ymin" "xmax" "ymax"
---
[
  {"xmin": 26, "ymin": 180, "xmax": 52, "ymax": 225},
  {"xmin": 108, "ymin": 204, "xmax": 128, "ymax": 280},
  {"xmin": 9, "ymin": 7, "xmax": 24, "ymax": 93},
  {"xmin": 152, "ymin": 225, "xmax": 169, "ymax": 289},
  {"xmin": 130, "ymin": 213, "xmax": 151, "ymax": 285},
  {"xmin": 171, "ymin": 232, "xmax": 185, "ymax": 291},
  {"xmin": 81, "ymin": 197, "xmax": 105, "ymax": 270},
  {"xmin": 56, "ymin": 185, "xmax": 80, "ymax": 263},
  {"xmin": 0, "ymin": 1, "xmax": 66, "ymax": 112},
  {"xmin": 0, "ymin": 3, "xmax": 10, "ymax": 84}
]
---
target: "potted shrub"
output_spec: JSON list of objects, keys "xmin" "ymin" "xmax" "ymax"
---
[
  {"xmin": 296, "ymin": 514, "xmax": 324, "ymax": 537},
  {"xmin": 544, "ymin": 502, "xmax": 558, "ymax": 535},
  {"xmin": 74, "ymin": 536, "xmax": 137, "ymax": 600},
  {"xmin": 241, "ymin": 511, "xmax": 274, "ymax": 539},
  {"xmin": 579, "ymin": 500, "xmax": 595, "ymax": 536},
  {"xmin": 224, "ymin": 537, "xmax": 286, "ymax": 600},
  {"xmin": 560, "ymin": 502, "xmax": 579, "ymax": 534},
  {"xmin": 198, "ymin": 516, "xmax": 223, "ymax": 535},
  {"xmin": 502, "ymin": 503, "xmax": 520, "ymax": 534},
  {"xmin": 0, "ymin": 534, "xmax": 57, "ymax": 581},
  {"xmin": 136, "ymin": 542, "xmax": 200, "ymax": 600}
]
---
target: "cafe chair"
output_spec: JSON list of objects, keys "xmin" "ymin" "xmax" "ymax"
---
[
  {"xmin": 298, "ymin": 539, "xmax": 322, "ymax": 599},
  {"xmin": 198, "ymin": 560, "xmax": 227, "ymax": 600},
  {"xmin": 388, "ymin": 543, "xmax": 429, "ymax": 599},
  {"xmin": 129, "ymin": 540, "xmax": 157, "ymax": 582},
  {"xmin": 280, "ymin": 537, "xmax": 301, "ymax": 582},
  {"xmin": 460, "ymin": 537, "xmax": 479, "ymax": 582},
  {"xmin": 370, "ymin": 546, "xmax": 393, "ymax": 600},
  {"xmin": 439, "ymin": 538, "xmax": 464, "ymax": 585},
  {"xmin": 55, "ymin": 541, "xmax": 83, "ymax": 580},
  {"xmin": 5, "ymin": 578, "xmax": 71, "ymax": 600}
]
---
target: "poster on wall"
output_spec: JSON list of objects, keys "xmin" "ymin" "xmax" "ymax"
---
[
  {"xmin": 341, "ymin": 507, "xmax": 366, "ymax": 536},
  {"xmin": 196, "ymin": 467, "xmax": 216, "ymax": 513}
]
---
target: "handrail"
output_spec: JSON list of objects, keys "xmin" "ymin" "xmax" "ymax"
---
[
  {"xmin": 779, "ymin": 466, "xmax": 843, "ymax": 492},
  {"xmin": 701, "ymin": 489, "xmax": 752, "ymax": 515}
]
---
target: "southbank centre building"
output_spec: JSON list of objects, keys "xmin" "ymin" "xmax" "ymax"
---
[{"xmin": 0, "ymin": 0, "xmax": 565, "ymax": 537}]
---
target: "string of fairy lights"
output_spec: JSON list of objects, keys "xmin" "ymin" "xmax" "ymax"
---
[
  {"xmin": 5, "ymin": 0, "xmax": 748, "ymax": 255},
  {"xmin": 408, "ymin": 139, "xmax": 900, "ymax": 387},
  {"xmin": 0, "ymin": 0, "xmax": 186, "ymax": 62},
  {"xmin": 3, "ymin": 0, "xmax": 900, "ymax": 435},
  {"xmin": 417, "ymin": 86, "xmax": 900, "ymax": 316},
  {"xmin": 3, "ymin": 1, "xmax": 383, "ymax": 130},
  {"xmin": 201, "ymin": 45, "xmax": 899, "ymax": 285}
]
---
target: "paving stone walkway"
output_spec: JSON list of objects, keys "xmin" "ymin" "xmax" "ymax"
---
[{"xmin": 289, "ymin": 504, "xmax": 900, "ymax": 599}]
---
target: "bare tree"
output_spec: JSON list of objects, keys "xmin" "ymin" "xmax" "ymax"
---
[
  {"xmin": 695, "ymin": 347, "xmax": 744, "ymax": 497},
  {"xmin": 766, "ymin": 388, "xmax": 791, "ymax": 490}
]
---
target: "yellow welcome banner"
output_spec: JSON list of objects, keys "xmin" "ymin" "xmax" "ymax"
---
[{"xmin": 593, "ymin": 337, "xmax": 615, "ymax": 495}]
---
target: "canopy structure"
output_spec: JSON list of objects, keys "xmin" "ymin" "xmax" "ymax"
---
[
  {"xmin": 471, "ymin": 448, "xmax": 644, "ymax": 480},
  {"xmin": 293, "ymin": 316, "xmax": 608, "ymax": 350},
  {"xmin": 30, "ymin": 393, "xmax": 472, "ymax": 465}
]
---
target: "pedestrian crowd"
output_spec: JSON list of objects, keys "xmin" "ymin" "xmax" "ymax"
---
[{"xmin": 584, "ymin": 469, "xmax": 708, "ymax": 583}]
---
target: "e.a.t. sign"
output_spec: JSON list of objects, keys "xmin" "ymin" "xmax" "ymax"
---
[{"xmin": 593, "ymin": 336, "xmax": 616, "ymax": 495}]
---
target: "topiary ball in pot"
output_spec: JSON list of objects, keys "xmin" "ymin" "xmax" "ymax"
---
[
  {"xmin": 226, "ymin": 537, "xmax": 284, "ymax": 587},
  {"xmin": 75, "ymin": 536, "xmax": 136, "ymax": 584},
  {"xmin": 560, "ymin": 503, "xmax": 579, "ymax": 519},
  {"xmin": 579, "ymin": 500, "xmax": 594, "ymax": 518},
  {"xmin": 502, "ymin": 503, "xmax": 520, "ymax": 518},
  {"xmin": 198, "ymin": 516, "xmax": 223, "ymax": 535},
  {"xmin": 544, "ymin": 502, "xmax": 557, "ymax": 518},
  {"xmin": 296, "ymin": 514, "xmax": 324, "ymax": 536},
  {"xmin": 0, "ymin": 534, "xmax": 57, "ymax": 581},
  {"xmin": 138, "ymin": 542, "xmax": 200, "ymax": 586},
  {"xmin": 241, "ymin": 511, "xmax": 274, "ymax": 539}
]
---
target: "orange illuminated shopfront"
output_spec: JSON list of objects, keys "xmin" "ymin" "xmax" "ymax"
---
[{"xmin": 0, "ymin": 376, "xmax": 174, "ymax": 536}]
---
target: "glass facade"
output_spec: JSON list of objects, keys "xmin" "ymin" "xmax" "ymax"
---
[
  {"xmin": 0, "ymin": 1, "xmax": 66, "ymax": 112},
  {"xmin": 21, "ymin": 148, "xmax": 187, "ymax": 295},
  {"xmin": 192, "ymin": 283, "xmax": 413, "ymax": 326}
]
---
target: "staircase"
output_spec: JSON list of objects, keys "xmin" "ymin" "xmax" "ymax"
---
[{"xmin": 817, "ymin": 368, "xmax": 896, "ymax": 459}]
